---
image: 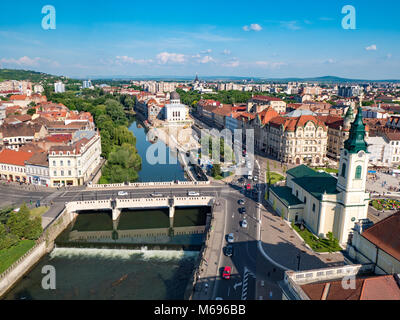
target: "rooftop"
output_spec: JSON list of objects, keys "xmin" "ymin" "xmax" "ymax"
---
[
  {"xmin": 361, "ymin": 211, "xmax": 400, "ymax": 262},
  {"xmin": 287, "ymin": 165, "xmax": 339, "ymax": 199},
  {"xmin": 270, "ymin": 186, "xmax": 304, "ymax": 207}
]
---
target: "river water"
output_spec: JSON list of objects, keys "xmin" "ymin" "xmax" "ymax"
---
[
  {"xmin": 129, "ymin": 119, "xmax": 186, "ymax": 182},
  {"xmin": 2, "ymin": 118, "xmax": 206, "ymax": 300}
]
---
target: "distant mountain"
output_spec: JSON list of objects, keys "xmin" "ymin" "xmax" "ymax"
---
[
  {"xmin": 0, "ymin": 68, "xmax": 62, "ymax": 82},
  {"xmin": 263, "ymin": 76, "xmax": 400, "ymax": 83}
]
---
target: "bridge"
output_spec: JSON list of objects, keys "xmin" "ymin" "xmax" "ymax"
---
[{"xmin": 65, "ymin": 195, "xmax": 215, "ymax": 229}]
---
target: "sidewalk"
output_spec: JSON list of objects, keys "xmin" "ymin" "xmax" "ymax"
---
[
  {"xmin": 258, "ymin": 201, "xmax": 345, "ymax": 271},
  {"xmin": 192, "ymin": 198, "xmax": 226, "ymax": 300}
]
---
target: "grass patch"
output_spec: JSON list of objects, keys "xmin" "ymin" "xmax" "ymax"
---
[
  {"xmin": 292, "ymin": 223, "xmax": 342, "ymax": 253},
  {"xmin": 314, "ymin": 167, "xmax": 338, "ymax": 174},
  {"xmin": 266, "ymin": 172, "xmax": 285, "ymax": 185},
  {"xmin": 214, "ymin": 175, "xmax": 224, "ymax": 180},
  {"xmin": 30, "ymin": 206, "xmax": 49, "ymax": 219},
  {"xmin": 0, "ymin": 240, "xmax": 36, "ymax": 274}
]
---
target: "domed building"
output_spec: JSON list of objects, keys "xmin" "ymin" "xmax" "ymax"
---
[{"xmin": 164, "ymin": 91, "xmax": 191, "ymax": 125}]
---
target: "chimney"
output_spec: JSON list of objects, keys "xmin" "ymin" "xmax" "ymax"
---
[{"xmin": 321, "ymin": 283, "xmax": 331, "ymax": 300}]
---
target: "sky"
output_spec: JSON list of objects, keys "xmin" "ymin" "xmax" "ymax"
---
[{"xmin": 0, "ymin": 0, "xmax": 399, "ymax": 79}]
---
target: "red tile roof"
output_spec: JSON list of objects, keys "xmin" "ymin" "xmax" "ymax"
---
[
  {"xmin": 0, "ymin": 149, "xmax": 34, "ymax": 166},
  {"xmin": 361, "ymin": 211, "xmax": 400, "ymax": 261}
]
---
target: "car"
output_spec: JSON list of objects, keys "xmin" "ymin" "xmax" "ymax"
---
[
  {"xmin": 241, "ymin": 219, "xmax": 248, "ymax": 228},
  {"xmin": 238, "ymin": 177, "xmax": 245, "ymax": 184},
  {"xmin": 223, "ymin": 245, "xmax": 233, "ymax": 257},
  {"xmin": 188, "ymin": 191, "xmax": 200, "ymax": 196},
  {"xmin": 150, "ymin": 192, "xmax": 163, "ymax": 197},
  {"xmin": 253, "ymin": 176, "xmax": 258, "ymax": 182},
  {"xmin": 240, "ymin": 207, "xmax": 246, "ymax": 214},
  {"xmin": 222, "ymin": 266, "xmax": 231, "ymax": 280},
  {"xmin": 215, "ymin": 297, "xmax": 223, "ymax": 300},
  {"xmin": 227, "ymin": 233, "xmax": 234, "ymax": 243},
  {"xmin": 246, "ymin": 184, "xmax": 252, "ymax": 190},
  {"xmin": 118, "ymin": 191, "xmax": 128, "ymax": 196},
  {"xmin": 238, "ymin": 199, "xmax": 245, "ymax": 205}
]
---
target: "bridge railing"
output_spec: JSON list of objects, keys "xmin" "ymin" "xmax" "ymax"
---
[{"xmin": 86, "ymin": 180, "xmax": 211, "ymax": 189}]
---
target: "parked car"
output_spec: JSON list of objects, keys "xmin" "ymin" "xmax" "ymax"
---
[
  {"xmin": 246, "ymin": 184, "xmax": 252, "ymax": 190},
  {"xmin": 188, "ymin": 191, "xmax": 200, "ymax": 196},
  {"xmin": 240, "ymin": 207, "xmax": 246, "ymax": 214},
  {"xmin": 241, "ymin": 219, "xmax": 248, "ymax": 228},
  {"xmin": 150, "ymin": 192, "xmax": 163, "ymax": 197},
  {"xmin": 222, "ymin": 266, "xmax": 232, "ymax": 280},
  {"xmin": 238, "ymin": 199, "xmax": 245, "ymax": 205},
  {"xmin": 227, "ymin": 233, "xmax": 234, "ymax": 243},
  {"xmin": 118, "ymin": 191, "xmax": 128, "ymax": 196},
  {"xmin": 223, "ymin": 245, "xmax": 233, "ymax": 257},
  {"xmin": 253, "ymin": 176, "xmax": 258, "ymax": 182}
]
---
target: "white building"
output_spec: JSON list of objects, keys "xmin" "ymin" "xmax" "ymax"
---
[
  {"xmin": 49, "ymin": 131, "xmax": 102, "ymax": 187},
  {"xmin": 164, "ymin": 91, "xmax": 190, "ymax": 124},
  {"xmin": 54, "ymin": 82, "xmax": 65, "ymax": 93}
]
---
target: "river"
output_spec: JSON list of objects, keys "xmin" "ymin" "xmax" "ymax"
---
[
  {"xmin": 2, "ymin": 117, "xmax": 206, "ymax": 300},
  {"xmin": 129, "ymin": 119, "xmax": 186, "ymax": 182}
]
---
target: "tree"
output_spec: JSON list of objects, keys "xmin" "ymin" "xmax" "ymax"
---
[
  {"xmin": 211, "ymin": 163, "xmax": 221, "ymax": 178},
  {"xmin": 27, "ymin": 108, "xmax": 36, "ymax": 115},
  {"xmin": 6, "ymin": 203, "xmax": 31, "ymax": 239},
  {"xmin": 0, "ymin": 223, "xmax": 19, "ymax": 250},
  {"xmin": 24, "ymin": 217, "xmax": 43, "ymax": 240},
  {"xmin": 266, "ymin": 160, "xmax": 271, "ymax": 199}
]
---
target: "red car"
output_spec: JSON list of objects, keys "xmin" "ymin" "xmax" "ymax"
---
[
  {"xmin": 222, "ymin": 266, "xmax": 231, "ymax": 280},
  {"xmin": 246, "ymin": 184, "xmax": 252, "ymax": 190}
]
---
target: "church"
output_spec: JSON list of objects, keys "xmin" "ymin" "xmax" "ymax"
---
[{"xmin": 268, "ymin": 106, "xmax": 370, "ymax": 246}]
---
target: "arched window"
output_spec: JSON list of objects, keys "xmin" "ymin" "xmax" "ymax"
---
[
  {"xmin": 341, "ymin": 163, "xmax": 346, "ymax": 177},
  {"xmin": 355, "ymin": 165, "xmax": 362, "ymax": 179}
]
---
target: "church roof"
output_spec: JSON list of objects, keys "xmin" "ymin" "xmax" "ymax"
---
[
  {"xmin": 287, "ymin": 165, "xmax": 339, "ymax": 199},
  {"xmin": 344, "ymin": 106, "xmax": 368, "ymax": 154},
  {"xmin": 270, "ymin": 186, "xmax": 304, "ymax": 207}
]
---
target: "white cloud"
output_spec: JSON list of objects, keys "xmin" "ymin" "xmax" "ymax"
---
[
  {"xmin": 156, "ymin": 52, "xmax": 186, "ymax": 64},
  {"xmin": 222, "ymin": 49, "xmax": 231, "ymax": 55},
  {"xmin": 1, "ymin": 56, "xmax": 41, "ymax": 67},
  {"xmin": 200, "ymin": 49, "xmax": 212, "ymax": 54},
  {"xmin": 365, "ymin": 44, "xmax": 377, "ymax": 51},
  {"xmin": 198, "ymin": 56, "xmax": 215, "ymax": 64},
  {"xmin": 243, "ymin": 24, "xmax": 262, "ymax": 32},
  {"xmin": 222, "ymin": 59, "xmax": 240, "ymax": 67},
  {"xmin": 115, "ymin": 55, "xmax": 152, "ymax": 65},
  {"xmin": 324, "ymin": 58, "xmax": 336, "ymax": 64},
  {"xmin": 255, "ymin": 61, "xmax": 287, "ymax": 69},
  {"xmin": 280, "ymin": 21, "xmax": 301, "ymax": 30}
]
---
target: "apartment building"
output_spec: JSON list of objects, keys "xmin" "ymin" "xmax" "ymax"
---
[
  {"xmin": 0, "ymin": 149, "xmax": 34, "ymax": 183},
  {"xmin": 48, "ymin": 131, "xmax": 102, "ymax": 187},
  {"xmin": 247, "ymin": 95, "xmax": 287, "ymax": 114}
]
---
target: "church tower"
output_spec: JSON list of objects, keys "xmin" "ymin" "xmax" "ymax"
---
[{"xmin": 336, "ymin": 106, "xmax": 369, "ymax": 244}]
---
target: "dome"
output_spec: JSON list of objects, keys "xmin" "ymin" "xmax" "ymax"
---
[{"xmin": 170, "ymin": 91, "xmax": 180, "ymax": 100}]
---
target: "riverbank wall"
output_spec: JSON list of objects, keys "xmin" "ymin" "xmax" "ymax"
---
[{"xmin": 0, "ymin": 207, "xmax": 76, "ymax": 297}]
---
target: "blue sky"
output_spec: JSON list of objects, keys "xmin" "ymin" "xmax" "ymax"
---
[{"xmin": 0, "ymin": 0, "xmax": 399, "ymax": 79}]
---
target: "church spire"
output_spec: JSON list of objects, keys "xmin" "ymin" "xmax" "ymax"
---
[{"xmin": 344, "ymin": 106, "xmax": 368, "ymax": 154}]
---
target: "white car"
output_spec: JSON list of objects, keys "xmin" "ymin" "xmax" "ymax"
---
[
  {"xmin": 188, "ymin": 191, "xmax": 200, "ymax": 196},
  {"xmin": 118, "ymin": 191, "xmax": 128, "ymax": 196},
  {"xmin": 241, "ymin": 220, "xmax": 248, "ymax": 228},
  {"xmin": 227, "ymin": 233, "xmax": 234, "ymax": 243},
  {"xmin": 151, "ymin": 193, "xmax": 163, "ymax": 197},
  {"xmin": 253, "ymin": 176, "xmax": 258, "ymax": 182}
]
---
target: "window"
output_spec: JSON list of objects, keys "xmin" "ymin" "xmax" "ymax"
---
[
  {"xmin": 61, "ymin": 170, "xmax": 64, "ymax": 176},
  {"xmin": 53, "ymin": 171, "xmax": 57, "ymax": 176},
  {"xmin": 68, "ymin": 160, "xmax": 71, "ymax": 166},
  {"xmin": 355, "ymin": 165, "xmax": 362, "ymax": 179},
  {"xmin": 60, "ymin": 161, "xmax": 64, "ymax": 166},
  {"xmin": 53, "ymin": 161, "xmax": 56, "ymax": 166},
  {"xmin": 304, "ymin": 197, "xmax": 307, "ymax": 204},
  {"xmin": 341, "ymin": 163, "xmax": 346, "ymax": 178},
  {"xmin": 312, "ymin": 204, "xmax": 316, "ymax": 212}
]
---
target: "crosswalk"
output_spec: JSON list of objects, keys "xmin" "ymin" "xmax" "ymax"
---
[{"xmin": 241, "ymin": 267, "xmax": 256, "ymax": 300}]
